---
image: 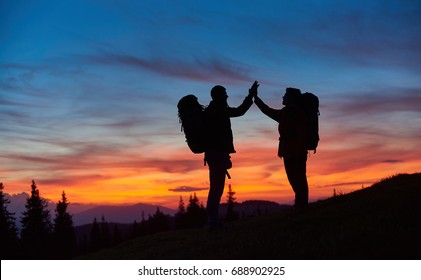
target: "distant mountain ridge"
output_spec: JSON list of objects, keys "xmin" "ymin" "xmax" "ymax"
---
[
  {"xmin": 72, "ymin": 200, "xmax": 289, "ymax": 226},
  {"xmin": 72, "ymin": 203, "xmax": 177, "ymax": 226}
]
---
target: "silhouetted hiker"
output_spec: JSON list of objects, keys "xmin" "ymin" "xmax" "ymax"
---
[
  {"xmin": 204, "ymin": 82, "xmax": 258, "ymax": 230},
  {"xmin": 251, "ymin": 82, "xmax": 309, "ymax": 208}
]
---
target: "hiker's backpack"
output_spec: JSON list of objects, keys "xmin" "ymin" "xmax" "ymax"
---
[
  {"xmin": 177, "ymin": 95, "xmax": 207, "ymax": 154},
  {"xmin": 300, "ymin": 92, "xmax": 320, "ymax": 152}
]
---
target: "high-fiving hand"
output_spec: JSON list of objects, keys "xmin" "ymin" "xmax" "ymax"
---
[{"xmin": 249, "ymin": 80, "xmax": 259, "ymax": 98}]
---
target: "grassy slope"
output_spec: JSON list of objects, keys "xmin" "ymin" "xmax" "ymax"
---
[{"xmin": 81, "ymin": 173, "xmax": 421, "ymax": 260}]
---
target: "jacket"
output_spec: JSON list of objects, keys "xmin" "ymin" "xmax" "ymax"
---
[
  {"xmin": 254, "ymin": 96, "xmax": 307, "ymax": 158},
  {"xmin": 204, "ymin": 95, "xmax": 253, "ymax": 154}
]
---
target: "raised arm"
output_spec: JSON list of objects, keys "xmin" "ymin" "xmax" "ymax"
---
[
  {"xmin": 227, "ymin": 81, "xmax": 258, "ymax": 117},
  {"xmin": 254, "ymin": 95, "xmax": 282, "ymax": 122}
]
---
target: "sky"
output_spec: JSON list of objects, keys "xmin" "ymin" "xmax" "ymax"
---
[{"xmin": 1, "ymin": 0, "xmax": 420, "ymax": 209}]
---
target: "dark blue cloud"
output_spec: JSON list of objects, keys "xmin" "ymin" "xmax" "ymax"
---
[
  {"xmin": 80, "ymin": 52, "xmax": 253, "ymax": 83},
  {"xmin": 326, "ymin": 87, "xmax": 421, "ymax": 115}
]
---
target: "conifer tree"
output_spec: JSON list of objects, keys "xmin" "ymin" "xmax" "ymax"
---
[
  {"xmin": 132, "ymin": 220, "xmax": 139, "ymax": 238},
  {"xmin": 177, "ymin": 195, "xmax": 186, "ymax": 214},
  {"xmin": 148, "ymin": 207, "xmax": 170, "ymax": 234},
  {"xmin": 90, "ymin": 217, "xmax": 101, "ymax": 252},
  {"xmin": 53, "ymin": 191, "xmax": 76, "ymax": 259},
  {"xmin": 20, "ymin": 180, "xmax": 52, "ymax": 259},
  {"xmin": 133, "ymin": 210, "xmax": 148, "ymax": 237},
  {"xmin": 0, "ymin": 182, "xmax": 19, "ymax": 259},
  {"xmin": 100, "ymin": 215, "xmax": 111, "ymax": 248},
  {"xmin": 112, "ymin": 224, "xmax": 122, "ymax": 246},
  {"xmin": 187, "ymin": 193, "xmax": 199, "ymax": 208},
  {"xmin": 78, "ymin": 234, "xmax": 89, "ymax": 256},
  {"xmin": 186, "ymin": 193, "xmax": 206, "ymax": 227},
  {"xmin": 174, "ymin": 196, "xmax": 187, "ymax": 229},
  {"xmin": 225, "ymin": 184, "xmax": 238, "ymax": 221},
  {"xmin": 139, "ymin": 210, "xmax": 147, "ymax": 235}
]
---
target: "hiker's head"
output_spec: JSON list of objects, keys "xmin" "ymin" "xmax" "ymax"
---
[
  {"xmin": 211, "ymin": 85, "xmax": 228, "ymax": 102},
  {"xmin": 282, "ymin": 87, "xmax": 301, "ymax": 106}
]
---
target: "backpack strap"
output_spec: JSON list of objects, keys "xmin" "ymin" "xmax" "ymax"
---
[{"xmin": 204, "ymin": 155, "xmax": 232, "ymax": 179}]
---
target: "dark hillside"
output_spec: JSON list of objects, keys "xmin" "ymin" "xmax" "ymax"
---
[{"xmin": 81, "ymin": 173, "xmax": 421, "ymax": 260}]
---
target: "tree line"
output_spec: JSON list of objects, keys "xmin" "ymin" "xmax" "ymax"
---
[
  {"xmin": 1, "ymin": 180, "xmax": 76, "ymax": 259},
  {"xmin": 1, "ymin": 181, "xmax": 238, "ymax": 259}
]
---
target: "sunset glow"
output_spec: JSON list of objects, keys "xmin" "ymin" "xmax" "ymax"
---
[{"xmin": 1, "ymin": 0, "xmax": 420, "ymax": 209}]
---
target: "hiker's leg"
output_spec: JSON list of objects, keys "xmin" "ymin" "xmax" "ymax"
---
[
  {"xmin": 284, "ymin": 155, "xmax": 308, "ymax": 207},
  {"xmin": 206, "ymin": 153, "xmax": 227, "ymax": 226},
  {"xmin": 283, "ymin": 156, "xmax": 298, "ymax": 193},
  {"xmin": 295, "ymin": 154, "xmax": 309, "ymax": 207}
]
